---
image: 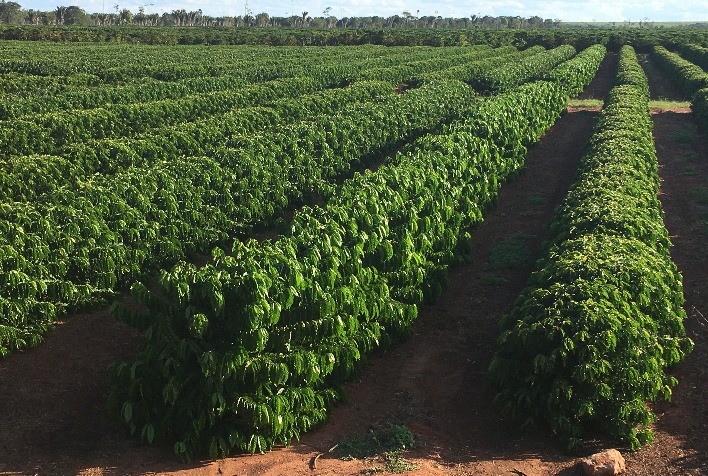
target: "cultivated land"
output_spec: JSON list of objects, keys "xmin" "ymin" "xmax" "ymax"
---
[{"xmin": 0, "ymin": 36, "xmax": 706, "ymax": 475}]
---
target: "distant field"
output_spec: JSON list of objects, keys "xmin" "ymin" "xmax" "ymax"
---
[
  {"xmin": 0, "ymin": 34, "xmax": 706, "ymax": 475},
  {"xmin": 560, "ymin": 21, "xmax": 708, "ymax": 27}
]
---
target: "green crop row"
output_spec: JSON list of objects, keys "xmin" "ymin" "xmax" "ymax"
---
[
  {"xmin": 0, "ymin": 47, "xmax": 511, "ymax": 158},
  {"xmin": 416, "ymin": 46, "xmax": 544, "ymax": 83},
  {"xmin": 472, "ymin": 44, "xmax": 576, "ymax": 93},
  {"xmin": 693, "ymin": 87, "xmax": 708, "ymax": 127},
  {"xmin": 678, "ymin": 43, "xmax": 708, "ymax": 71},
  {"xmin": 0, "ymin": 46, "xmax": 488, "ymax": 120},
  {"xmin": 0, "ymin": 71, "xmax": 105, "ymax": 96},
  {"xmin": 545, "ymin": 44, "xmax": 607, "ymax": 97},
  {"xmin": 0, "ymin": 81, "xmax": 395, "ymax": 203},
  {"xmin": 0, "ymin": 42, "xmax": 407, "ymax": 81},
  {"xmin": 489, "ymin": 46, "xmax": 692, "ymax": 452},
  {"xmin": 0, "ymin": 75, "xmax": 340, "ymax": 157},
  {"xmin": 615, "ymin": 45, "xmax": 649, "ymax": 96},
  {"xmin": 651, "ymin": 45, "xmax": 708, "ymax": 128},
  {"xmin": 1, "ymin": 47, "xmax": 536, "ymax": 203},
  {"xmin": 652, "ymin": 45, "xmax": 708, "ymax": 98},
  {"xmin": 108, "ymin": 79, "xmax": 567, "ymax": 460},
  {"xmin": 0, "ymin": 79, "xmax": 478, "ymax": 357}
]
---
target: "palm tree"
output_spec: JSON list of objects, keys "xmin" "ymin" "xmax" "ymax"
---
[{"xmin": 54, "ymin": 6, "xmax": 66, "ymax": 25}]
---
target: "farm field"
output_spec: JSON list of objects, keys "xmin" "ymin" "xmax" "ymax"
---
[{"xmin": 0, "ymin": 37, "xmax": 706, "ymax": 475}]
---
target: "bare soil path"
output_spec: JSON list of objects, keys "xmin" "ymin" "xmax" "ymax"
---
[
  {"xmin": 639, "ymin": 53, "xmax": 686, "ymax": 101},
  {"xmin": 579, "ymin": 52, "xmax": 617, "ymax": 100}
]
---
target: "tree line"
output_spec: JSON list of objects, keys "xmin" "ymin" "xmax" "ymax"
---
[{"xmin": 0, "ymin": 2, "xmax": 561, "ymax": 29}]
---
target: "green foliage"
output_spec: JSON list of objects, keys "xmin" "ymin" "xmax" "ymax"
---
[
  {"xmin": 489, "ymin": 57, "xmax": 693, "ymax": 452},
  {"xmin": 0, "ymin": 73, "xmax": 478, "ymax": 357},
  {"xmin": 416, "ymin": 46, "xmax": 543, "ymax": 84},
  {"xmin": 652, "ymin": 45, "xmax": 708, "ymax": 98},
  {"xmin": 473, "ymin": 45, "xmax": 576, "ymax": 93},
  {"xmin": 545, "ymin": 44, "xmax": 607, "ymax": 97},
  {"xmin": 108, "ymin": 80, "xmax": 567, "ymax": 459},
  {"xmin": 678, "ymin": 43, "xmax": 708, "ymax": 71},
  {"xmin": 488, "ymin": 233, "xmax": 533, "ymax": 269},
  {"xmin": 383, "ymin": 452, "xmax": 420, "ymax": 473},
  {"xmin": 692, "ymin": 88, "xmax": 708, "ymax": 128},
  {"xmin": 335, "ymin": 423, "xmax": 415, "ymax": 459},
  {"xmin": 616, "ymin": 45, "xmax": 649, "ymax": 96},
  {"xmin": 0, "ymin": 25, "xmax": 706, "ymax": 51}
]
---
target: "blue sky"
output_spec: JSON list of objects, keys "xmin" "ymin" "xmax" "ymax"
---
[{"xmin": 18, "ymin": 0, "xmax": 708, "ymax": 22}]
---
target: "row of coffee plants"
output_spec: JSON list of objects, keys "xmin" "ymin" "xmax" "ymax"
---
[
  {"xmin": 651, "ymin": 45, "xmax": 708, "ymax": 128},
  {"xmin": 677, "ymin": 43, "xmax": 708, "ymax": 71},
  {"xmin": 0, "ymin": 76, "xmax": 328, "ymax": 157},
  {"xmin": 0, "ymin": 46, "xmax": 514, "ymax": 157},
  {"xmin": 0, "ymin": 42, "xmax": 407, "ymax": 81},
  {"xmin": 0, "ymin": 45, "xmax": 446, "ymax": 98},
  {"xmin": 108, "ymin": 80, "xmax": 568, "ymax": 460},
  {"xmin": 0, "ymin": 79, "xmax": 479, "ymax": 357},
  {"xmin": 473, "ymin": 44, "xmax": 576, "ymax": 93},
  {"xmin": 545, "ymin": 44, "xmax": 607, "ymax": 97},
  {"xmin": 354, "ymin": 45, "xmax": 513, "ymax": 84},
  {"xmin": 0, "ymin": 71, "xmax": 104, "ymax": 96},
  {"xmin": 694, "ymin": 88, "xmax": 708, "ymax": 127},
  {"xmin": 417, "ymin": 46, "xmax": 544, "ymax": 83},
  {"xmin": 652, "ymin": 45, "xmax": 708, "ymax": 98},
  {"xmin": 0, "ymin": 46, "xmax": 457, "ymax": 119},
  {"xmin": 614, "ymin": 45, "xmax": 649, "ymax": 96},
  {"xmin": 0, "ymin": 81, "xmax": 393, "ymax": 202},
  {"xmin": 106, "ymin": 45, "xmax": 604, "ymax": 460},
  {"xmin": 489, "ymin": 45, "xmax": 692, "ymax": 452},
  {"xmin": 1, "ymin": 47, "xmax": 540, "ymax": 203}
]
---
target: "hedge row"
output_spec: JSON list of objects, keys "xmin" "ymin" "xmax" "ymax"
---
[
  {"xmin": 108, "ymin": 80, "xmax": 567, "ymax": 460},
  {"xmin": 489, "ymin": 49, "xmax": 692, "ymax": 452},
  {"xmin": 652, "ymin": 45, "xmax": 708, "ymax": 98}
]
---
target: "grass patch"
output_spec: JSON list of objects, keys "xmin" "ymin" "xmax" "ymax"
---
[
  {"xmin": 488, "ymin": 233, "xmax": 533, "ymax": 269},
  {"xmin": 336, "ymin": 423, "xmax": 415, "ymax": 460},
  {"xmin": 673, "ymin": 129, "xmax": 695, "ymax": 147},
  {"xmin": 361, "ymin": 453, "xmax": 419, "ymax": 474},
  {"xmin": 692, "ymin": 186, "xmax": 708, "ymax": 206},
  {"xmin": 680, "ymin": 166, "xmax": 698, "ymax": 176},
  {"xmin": 567, "ymin": 99, "xmax": 687, "ymax": 109},
  {"xmin": 683, "ymin": 151, "xmax": 699, "ymax": 161},
  {"xmin": 527, "ymin": 193, "xmax": 547, "ymax": 206},
  {"xmin": 698, "ymin": 216, "xmax": 708, "ymax": 236},
  {"xmin": 383, "ymin": 452, "xmax": 419, "ymax": 473},
  {"xmin": 568, "ymin": 98, "xmax": 602, "ymax": 108},
  {"xmin": 481, "ymin": 274, "xmax": 510, "ymax": 286},
  {"xmin": 648, "ymin": 100, "xmax": 691, "ymax": 109},
  {"xmin": 519, "ymin": 210, "xmax": 540, "ymax": 217}
]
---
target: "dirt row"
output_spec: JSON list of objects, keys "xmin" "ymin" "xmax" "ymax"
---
[{"xmin": 0, "ymin": 52, "xmax": 706, "ymax": 476}]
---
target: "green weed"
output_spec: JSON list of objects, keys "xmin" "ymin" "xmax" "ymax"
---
[
  {"xmin": 481, "ymin": 274, "xmax": 510, "ymax": 286},
  {"xmin": 527, "ymin": 193, "xmax": 547, "ymax": 205},
  {"xmin": 336, "ymin": 423, "xmax": 415, "ymax": 460},
  {"xmin": 692, "ymin": 186, "xmax": 708, "ymax": 206},
  {"xmin": 672, "ymin": 129, "xmax": 695, "ymax": 146},
  {"xmin": 489, "ymin": 233, "xmax": 533, "ymax": 269}
]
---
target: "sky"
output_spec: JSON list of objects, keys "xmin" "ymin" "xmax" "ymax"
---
[{"xmin": 16, "ymin": 0, "xmax": 708, "ymax": 22}]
